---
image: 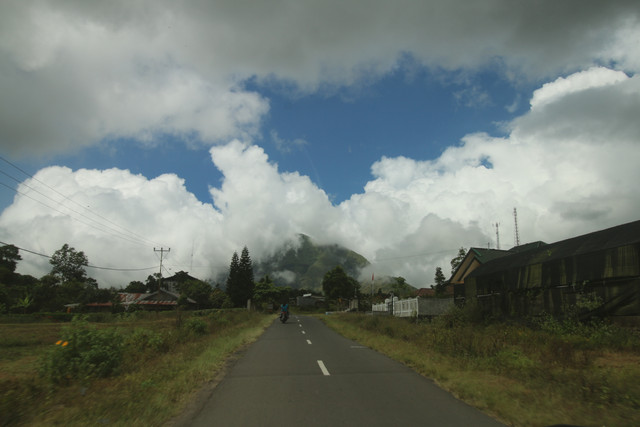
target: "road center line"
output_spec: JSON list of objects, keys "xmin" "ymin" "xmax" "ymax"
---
[
  {"xmin": 301, "ymin": 331, "xmax": 306, "ymax": 334},
  {"xmin": 306, "ymin": 339, "xmax": 312, "ymax": 345},
  {"xmin": 317, "ymin": 360, "xmax": 330, "ymax": 376}
]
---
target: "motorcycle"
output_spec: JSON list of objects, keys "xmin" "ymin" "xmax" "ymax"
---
[{"xmin": 279, "ymin": 310, "xmax": 289, "ymax": 323}]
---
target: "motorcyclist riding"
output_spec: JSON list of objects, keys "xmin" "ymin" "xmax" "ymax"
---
[{"xmin": 280, "ymin": 302, "xmax": 289, "ymax": 323}]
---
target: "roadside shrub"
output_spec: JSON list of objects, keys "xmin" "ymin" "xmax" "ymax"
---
[
  {"xmin": 210, "ymin": 311, "xmax": 231, "ymax": 327},
  {"xmin": 124, "ymin": 328, "xmax": 167, "ymax": 353},
  {"xmin": 184, "ymin": 317, "xmax": 208, "ymax": 336},
  {"xmin": 363, "ymin": 315, "xmax": 381, "ymax": 331},
  {"xmin": 84, "ymin": 312, "xmax": 115, "ymax": 323},
  {"xmin": 434, "ymin": 303, "xmax": 485, "ymax": 328},
  {"xmin": 492, "ymin": 348, "xmax": 539, "ymax": 377},
  {"xmin": 40, "ymin": 317, "xmax": 123, "ymax": 384}
]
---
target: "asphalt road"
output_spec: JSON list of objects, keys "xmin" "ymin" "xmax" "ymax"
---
[{"xmin": 186, "ymin": 315, "xmax": 505, "ymax": 427}]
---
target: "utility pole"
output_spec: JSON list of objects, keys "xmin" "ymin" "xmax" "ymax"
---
[
  {"xmin": 154, "ymin": 247, "xmax": 170, "ymax": 290},
  {"xmin": 513, "ymin": 207, "xmax": 521, "ymax": 247},
  {"xmin": 495, "ymin": 223, "xmax": 500, "ymax": 250},
  {"xmin": 371, "ymin": 273, "xmax": 374, "ymax": 310}
]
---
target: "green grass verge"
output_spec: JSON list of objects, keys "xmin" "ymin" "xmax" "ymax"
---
[
  {"xmin": 321, "ymin": 313, "xmax": 640, "ymax": 427},
  {"xmin": 1, "ymin": 310, "xmax": 273, "ymax": 426}
]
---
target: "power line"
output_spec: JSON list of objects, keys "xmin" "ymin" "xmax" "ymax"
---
[
  {"xmin": 0, "ymin": 181, "xmax": 150, "ymax": 248},
  {"xmin": 373, "ymin": 248, "xmax": 461, "ymax": 262},
  {"xmin": 0, "ymin": 155, "xmax": 165, "ymax": 248},
  {"xmin": 0, "ymin": 240, "xmax": 157, "ymax": 272}
]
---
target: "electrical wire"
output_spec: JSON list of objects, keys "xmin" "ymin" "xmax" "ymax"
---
[
  {"xmin": 0, "ymin": 240, "xmax": 157, "ymax": 272},
  {"xmin": 0, "ymin": 155, "xmax": 166, "ymax": 248},
  {"xmin": 0, "ymin": 181, "xmax": 152, "ymax": 248},
  {"xmin": 372, "ymin": 248, "xmax": 462, "ymax": 262}
]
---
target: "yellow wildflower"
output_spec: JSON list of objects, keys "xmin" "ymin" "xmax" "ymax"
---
[{"xmin": 55, "ymin": 340, "xmax": 62, "ymax": 345}]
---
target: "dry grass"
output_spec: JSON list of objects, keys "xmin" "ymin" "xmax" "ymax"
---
[
  {"xmin": 0, "ymin": 311, "xmax": 273, "ymax": 426},
  {"xmin": 321, "ymin": 313, "xmax": 640, "ymax": 427}
]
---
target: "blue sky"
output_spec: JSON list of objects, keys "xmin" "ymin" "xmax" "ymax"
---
[
  {"xmin": 253, "ymin": 68, "xmax": 529, "ymax": 203},
  {"xmin": 1, "ymin": 1, "xmax": 639, "ymax": 287},
  {"xmin": 5, "ymin": 66, "xmax": 528, "ymax": 209}
]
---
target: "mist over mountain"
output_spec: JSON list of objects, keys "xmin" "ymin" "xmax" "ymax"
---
[{"xmin": 254, "ymin": 234, "xmax": 370, "ymax": 291}]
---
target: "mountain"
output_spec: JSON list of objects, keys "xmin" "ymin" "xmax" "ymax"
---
[{"xmin": 255, "ymin": 234, "xmax": 370, "ymax": 291}]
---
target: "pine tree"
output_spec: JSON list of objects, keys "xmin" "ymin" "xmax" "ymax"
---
[
  {"xmin": 434, "ymin": 266, "xmax": 447, "ymax": 296},
  {"xmin": 226, "ymin": 251, "xmax": 242, "ymax": 306},
  {"xmin": 239, "ymin": 246, "xmax": 255, "ymax": 303},
  {"xmin": 226, "ymin": 248, "xmax": 255, "ymax": 307}
]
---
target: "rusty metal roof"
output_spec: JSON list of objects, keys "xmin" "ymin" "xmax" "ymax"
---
[{"xmin": 117, "ymin": 290, "xmax": 196, "ymax": 305}]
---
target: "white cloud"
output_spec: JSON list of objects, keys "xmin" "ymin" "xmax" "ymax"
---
[
  {"xmin": 341, "ymin": 67, "xmax": 640, "ymax": 283},
  {"xmin": 0, "ymin": 167, "xmax": 228, "ymax": 285},
  {"xmin": 1, "ymin": 1, "xmax": 639, "ymax": 157},
  {"xmin": 208, "ymin": 140, "xmax": 338, "ymax": 256},
  {"xmin": 529, "ymin": 67, "xmax": 628, "ymax": 110},
  {"xmin": 2, "ymin": 67, "xmax": 639, "ymax": 288},
  {"xmin": 362, "ymin": 67, "xmax": 640, "ymax": 249},
  {"xmin": 0, "ymin": 0, "xmax": 639, "ymax": 289}
]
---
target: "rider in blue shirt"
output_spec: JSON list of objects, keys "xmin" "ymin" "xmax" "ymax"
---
[{"xmin": 280, "ymin": 302, "xmax": 289, "ymax": 314}]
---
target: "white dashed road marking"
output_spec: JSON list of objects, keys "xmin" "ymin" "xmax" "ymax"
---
[{"xmin": 317, "ymin": 360, "xmax": 330, "ymax": 376}]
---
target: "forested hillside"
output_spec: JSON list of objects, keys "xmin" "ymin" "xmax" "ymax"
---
[{"xmin": 255, "ymin": 234, "xmax": 370, "ymax": 291}]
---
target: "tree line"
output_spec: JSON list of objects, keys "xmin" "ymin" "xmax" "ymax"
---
[
  {"xmin": 0, "ymin": 243, "xmax": 311, "ymax": 313},
  {"xmin": 0, "ymin": 242, "xmax": 467, "ymax": 314}
]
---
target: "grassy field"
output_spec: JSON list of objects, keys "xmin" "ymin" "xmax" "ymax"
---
[
  {"xmin": 321, "ymin": 311, "xmax": 640, "ymax": 427},
  {"xmin": 0, "ymin": 310, "xmax": 273, "ymax": 426},
  {"xmin": 3, "ymin": 308, "xmax": 639, "ymax": 426}
]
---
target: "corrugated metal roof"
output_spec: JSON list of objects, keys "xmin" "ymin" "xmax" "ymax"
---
[
  {"xmin": 469, "ymin": 219, "xmax": 640, "ymax": 278},
  {"xmin": 117, "ymin": 290, "xmax": 196, "ymax": 305}
]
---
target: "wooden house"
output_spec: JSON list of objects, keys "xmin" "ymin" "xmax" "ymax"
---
[{"xmin": 457, "ymin": 220, "xmax": 640, "ymax": 320}]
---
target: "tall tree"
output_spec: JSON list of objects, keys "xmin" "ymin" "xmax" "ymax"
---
[
  {"xmin": 233, "ymin": 246, "xmax": 255, "ymax": 306},
  {"xmin": 253, "ymin": 275, "xmax": 277, "ymax": 307},
  {"xmin": 125, "ymin": 280, "xmax": 146, "ymax": 293},
  {"xmin": 433, "ymin": 267, "xmax": 447, "ymax": 296},
  {"xmin": 49, "ymin": 244, "xmax": 89, "ymax": 284},
  {"xmin": 390, "ymin": 276, "xmax": 412, "ymax": 298},
  {"xmin": 226, "ymin": 251, "xmax": 242, "ymax": 306},
  {"xmin": 239, "ymin": 246, "xmax": 255, "ymax": 293},
  {"xmin": 0, "ymin": 244, "xmax": 21, "ymax": 273},
  {"xmin": 178, "ymin": 280, "xmax": 213, "ymax": 308},
  {"xmin": 322, "ymin": 265, "xmax": 360, "ymax": 301},
  {"xmin": 145, "ymin": 273, "xmax": 161, "ymax": 293},
  {"xmin": 253, "ymin": 275, "xmax": 291, "ymax": 308},
  {"xmin": 450, "ymin": 247, "xmax": 467, "ymax": 275}
]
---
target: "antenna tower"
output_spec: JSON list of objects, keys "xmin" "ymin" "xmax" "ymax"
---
[
  {"xmin": 513, "ymin": 208, "xmax": 520, "ymax": 247},
  {"xmin": 495, "ymin": 223, "xmax": 500, "ymax": 250}
]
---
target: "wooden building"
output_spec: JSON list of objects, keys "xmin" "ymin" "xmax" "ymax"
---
[{"xmin": 455, "ymin": 220, "xmax": 640, "ymax": 320}]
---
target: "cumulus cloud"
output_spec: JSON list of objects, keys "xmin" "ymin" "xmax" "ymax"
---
[
  {"xmin": 1, "ymin": 0, "xmax": 639, "ymax": 157},
  {"xmin": 1, "ymin": 1, "xmax": 639, "ymax": 288},
  {"xmin": 529, "ymin": 68, "xmax": 629, "ymax": 110},
  {"xmin": 359, "ymin": 67, "xmax": 640, "ymax": 251},
  {"xmin": 0, "ymin": 167, "xmax": 229, "ymax": 285},
  {"xmin": 3, "ymin": 67, "xmax": 639, "ymax": 288}
]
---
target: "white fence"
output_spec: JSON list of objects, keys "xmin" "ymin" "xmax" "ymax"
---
[{"xmin": 372, "ymin": 297, "xmax": 453, "ymax": 317}]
